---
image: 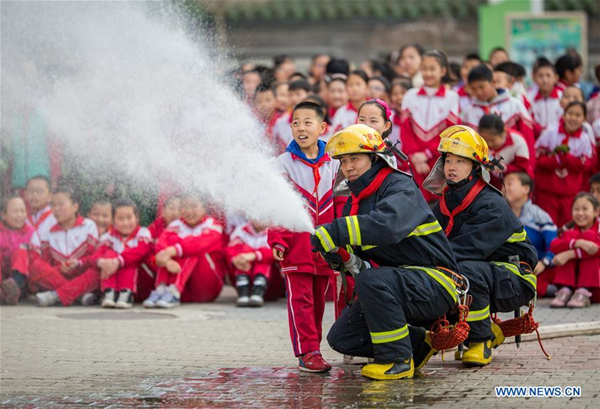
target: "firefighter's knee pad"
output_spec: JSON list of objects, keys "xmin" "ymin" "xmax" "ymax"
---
[
  {"xmin": 361, "ymin": 358, "xmax": 414, "ymax": 380},
  {"xmin": 462, "ymin": 340, "xmax": 493, "ymax": 367}
]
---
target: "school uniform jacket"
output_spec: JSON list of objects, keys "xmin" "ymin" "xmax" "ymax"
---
[
  {"xmin": 156, "ymin": 217, "xmax": 224, "ymax": 259},
  {"xmin": 534, "ymin": 121, "xmax": 596, "ymax": 196},
  {"xmin": 330, "ymin": 103, "xmax": 359, "ymax": 134},
  {"xmin": 271, "ymin": 111, "xmax": 294, "ymax": 148},
  {"xmin": 550, "ymin": 220, "xmax": 600, "ymax": 261},
  {"xmin": 226, "ymin": 222, "xmax": 273, "ymax": 265},
  {"xmin": 97, "ymin": 226, "xmax": 153, "ymax": 269},
  {"xmin": 489, "ymin": 129, "xmax": 533, "ymax": 178},
  {"xmin": 26, "ymin": 205, "xmax": 57, "ymax": 242},
  {"xmin": 531, "ymin": 86, "xmax": 563, "ymax": 134},
  {"xmin": 268, "ymin": 141, "xmax": 339, "ymax": 275},
  {"xmin": 400, "ymin": 86, "xmax": 460, "ymax": 161},
  {"xmin": 30, "ymin": 215, "xmax": 99, "ymax": 269}
]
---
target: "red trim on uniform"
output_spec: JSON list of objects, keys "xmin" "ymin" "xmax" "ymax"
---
[
  {"xmin": 349, "ymin": 167, "xmax": 394, "ymax": 216},
  {"xmin": 50, "ymin": 215, "xmax": 86, "ymax": 232},
  {"xmin": 534, "ymin": 86, "xmax": 560, "ymax": 101}
]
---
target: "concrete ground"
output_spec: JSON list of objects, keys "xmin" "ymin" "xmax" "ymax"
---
[{"xmin": 1, "ymin": 286, "xmax": 599, "ymax": 407}]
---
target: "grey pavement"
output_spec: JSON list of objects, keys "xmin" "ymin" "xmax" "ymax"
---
[{"xmin": 1, "ymin": 286, "xmax": 599, "ymax": 407}]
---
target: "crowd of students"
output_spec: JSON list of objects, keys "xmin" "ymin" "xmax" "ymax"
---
[{"xmin": 1, "ymin": 44, "xmax": 600, "ymax": 375}]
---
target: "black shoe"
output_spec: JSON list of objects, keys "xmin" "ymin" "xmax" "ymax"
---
[
  {"xmin": 115, "ymin": 290, "xmax": 134, "ymax": 309},
  {"xmin": 249, "ymin": 275, "xmax": 267, "ymax": 307}
]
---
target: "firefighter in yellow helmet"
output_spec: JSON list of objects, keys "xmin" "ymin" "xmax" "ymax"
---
[
  {"xmin": 424, "ymin": 125, "xmax": 538, "ymax": 366},
  {"xmin": 311, "ymin": 124, "xmax": 461, "ymax": 380}
]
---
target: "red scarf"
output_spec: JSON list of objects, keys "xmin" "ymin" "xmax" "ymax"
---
[
  {"xmin": 349, "ymin": 167, "xmax": 394, "ymax": 215},
  {"xmin": 439, "ymin": 178, "xmax": 486, "ymax": 236}
]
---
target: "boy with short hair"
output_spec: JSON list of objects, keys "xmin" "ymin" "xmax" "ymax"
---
[
  {"xmin": 493, "ymin": 62, "xmax": 532, "ymax": 114},
  {"xmin": 555, "ymin": 53, "xmax": 582, "ymax": 91},
  {"xmin": 268, "ymin": 101, "xmax": 339, "ymax": 373},
  {"xmin": 462, "ymin": 64, "xmax": 536, "ymax": 164},
  {"xmin": 530, "ymin": 57, "xmax": 563, "ymax": 134},
  {"xmin": 271, "ymin": 79, "xmax": 312, "ymax": 147},
  {"xmin": 24, "ymin": 175, "xmax": 57, "ymax": 238},
  {"xmin": 456, "ymin": 53, "xmax": 483, "ymax": 112},
  {"xmin": 254, "ymin": 84, "xmax": 285, "ymax": 155}
]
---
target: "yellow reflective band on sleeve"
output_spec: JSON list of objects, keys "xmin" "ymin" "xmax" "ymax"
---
[
  {"xmin": 361, "ymin": 245, "xmax": 377, "ymax": 251},
  {"xmin": 315, "ymin": 227, "xmax": 336, "ymax": 253},
  {"xmin": 405, "ymin": 266, "xmax": 458, "ymax": 303},
  {"xmin": 407, "ymin": 221, "xmax": 443, "ymax": 238},
  {"xmin": 370, "ymin": 324, "xmax": 409, "ymax": 344},
  {"xmin": 346, "ymin": 216, "xmax": 362, "ymax": 246},
  {"xmin": 466, "ymin": 305, "xmax": 490, "ymax": 322},
  {"xmin": 492, "ymin": 261, "xmax": 537, "ymax": 290},
  {"xmin": 506, "ymin": 229, "xmax": 527, "ymax": 243}
]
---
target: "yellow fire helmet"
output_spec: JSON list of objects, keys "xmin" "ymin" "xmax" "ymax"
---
[
  {"xmin": 326, "ymin": 124, "xmax": 387, "ymax": 158},
  {"xmin": 423, "ymin": 125, "xmax": 502, "ymax": 196}
]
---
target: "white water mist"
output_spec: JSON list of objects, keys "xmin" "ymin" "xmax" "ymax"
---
[{"xmin": 1, "ymin": 1, "xmax": 313, "ymax": 232}]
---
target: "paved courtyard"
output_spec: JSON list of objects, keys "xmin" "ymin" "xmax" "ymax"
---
[{"xmin": 1, "ymin": 286, "xmax": 599, "ymax": 407}]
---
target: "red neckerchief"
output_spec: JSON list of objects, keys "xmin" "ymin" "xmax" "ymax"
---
[
  {"xmin": 439, "ymin": 178, "xmax": 486, "ymax": 236},
  {"xmin": 28, "ymin": 207, "xmax": 53, "ymax": 230},
  {"xmin": 349, "ymin": 167, "xmax": 394, "ymax": 215},
  {"xmin": 347, "ymin": 102, "xmax": 360, "ymax": 113},
  {"xmin": 392, "ymin": 110, "xmax": 402, "ymax": 126},
  {"xmin": 111, "ymin": 225, "xmax": 141, "ymax": 246},
  {"xmin": 534, "ymin": 86, "xmax": 560, "ymax": 101},
  {"xmin": 558, "ymin": 118, "xmax": 582, "ymax": 145},
  {"xmin": 417, "ymin": 86, "xmax": 446, "ymax": 97}
]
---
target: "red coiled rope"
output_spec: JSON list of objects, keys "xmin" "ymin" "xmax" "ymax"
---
[{"xmin": 492, "ymin": 304, "xmax": 551, "ymax": 360}]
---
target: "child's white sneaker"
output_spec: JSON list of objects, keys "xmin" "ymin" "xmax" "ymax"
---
[
  {"xmin": 101, "ymin": 289, "xmax": 117, "ymax": 308},
  {"xmin": 115, "ymin": 290, "xmax": 134, "ymax": 309}
]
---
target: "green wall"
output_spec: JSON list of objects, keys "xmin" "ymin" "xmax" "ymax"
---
[{"xmin": 479, "ymin": 0, "xmax": 531, "ymax": 60}]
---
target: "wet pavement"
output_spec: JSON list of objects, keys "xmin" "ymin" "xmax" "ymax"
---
[{"xmin": 1, "ymin": 287, "xmax": 599, "ymax": 407}]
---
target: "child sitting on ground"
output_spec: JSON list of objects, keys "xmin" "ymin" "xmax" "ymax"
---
[
  {"xmin": 24, "ymin": 175, "xmax": 57, "ymax": 238},
  {"xmin": 0, "ymin": 195, "xmax": 34, "ymax": 304},
  {"xmin": 30, "ymin": 187, "xmax": 100, "ymax": 307},
  {"xmin": 88, "ymin": 199, "xmax": 112, "ymax": 237},
  {"xmin": 148, "ymin": 196, "xmax": 181, "ymax": 240},
  {"xmin": 143, "ymin": 195, "xmax": 225, "ymax": 308},
  {"xmin": 226, "ymin": 219, "xmax": 274, "ymax": 307},
  {"xmin": 96, "ymin": 199, "xmax": 153, "ymax": 309},
  {"xmin": 549, "ymin": 193, "xmax": 600, "ymax": 308}
]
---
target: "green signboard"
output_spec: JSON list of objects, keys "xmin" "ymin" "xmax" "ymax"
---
[{"xmin": 505, "ymin": 12, "xmax": 588, "ymax": 80}]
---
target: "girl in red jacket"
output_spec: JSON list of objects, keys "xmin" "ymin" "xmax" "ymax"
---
[
  {"xmin": 96, "ymin": 199, "xmax": 153, "ymax": 309},
  {"xmin": 549, "ymin": 193, "xmax": 600, "ymax": 308},
  {"xmin": 0, "ymin": 195, "xmax": 33, "ymax": 305},
  {"xmin": 535, "ymin": 101, "xmax": 596, "ymax": 227},
  {"xmin": 31, "ymin": 188, "xmax": 100, "ymax": 307},
  {"xmin": 226, "ymin": 220, "xmax": 274, "ymax": 307},
  {"xmin": 388, "ymin": 77, "xmax": 412, "ymax": 147},
  {"xmin": 143, "ymin": 195, "xmax": 225, "ymax": 308},
  {"xmin": 400, "ymin": 49, "xmax": 460, "ymax": 202}
]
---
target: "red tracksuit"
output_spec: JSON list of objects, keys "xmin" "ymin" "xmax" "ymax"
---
[
  {"xmin": 28, "ymin": 216, "xmax": 99, "ymax": 306},
  {"xmin": 226, "ymin": 222, "xmax": 274, "ymax": 281},
  {"xmin": 535, "ymin": 121, "xmax": 596, "ymax": 227},
  {"xmin": 154, "ymin": 217, "xmax": 225, "ymax": 303},
  {"xmin": 549, "ymin": 221, "xmax": 600, "ymax": 297},
  {"xmin": 98, "ymin": 226, "xmax": 153, "ymax": 293},
  {"xmin": 0, "ymin": 222, "xmax": 33, "ymax": 281},
  {"xmin": 400, "ymin": 85, "xmax": 460, "ymax": 202},
  {"xmin": 462, "ymin": 88, "xmax": 536, "ymax": 167},
  {"xmin": 268, "ymin": 144, "xmax": 339, "ymax": 357}
]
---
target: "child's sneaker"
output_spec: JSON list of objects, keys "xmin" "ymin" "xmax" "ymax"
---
[
  {"xmin": 101, "ymin": 289, "xmax": 117, "ymax": 308},
  {"xmin": 143, "ymin": 288, "xmax": 165, "ymax": 308},
  {"xmin": 115, "ymin": 290, "xmax": 134, "ymax": 309},
  {"xmin": 550, "ymin": 287, "xmax": 572, "ymax": 308},
  {"xmin": 156, "ymin": 288, "xmax": 180, "ymax": 309},
  {"xmin": 36, "ymin": 291, "xmax": 60, "ymax": 307},
  {"xmin": 566, "ymin": 288, "xmax": 592, "ymax": 308},
  {"xmin": 80, "ymin": 292, "xmax": 98, "ymax": 306},
  {"xmin": 249, "ymin": 275, "xmax": 267, "ymax": 307},
  {"xmin": 236, "ymin": 275, "xmax": 250, "ymax": 307},
  {"xmin": 298, "ymin": 351, "xmax": 332, "ymax": 373}
]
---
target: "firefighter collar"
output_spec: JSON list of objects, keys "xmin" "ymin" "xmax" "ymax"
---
[{"xmin": 347, "ymin": 160, "xmax": 389, "ymax": 197}]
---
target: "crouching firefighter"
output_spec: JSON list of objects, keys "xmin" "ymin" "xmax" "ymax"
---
[
  {"xmin": 423, "ymin": 125, "xmax": 538, "ymax": 367},
  {"xmin": 311, "ymin": 124, "xmax": 464, "ymax": 380}
]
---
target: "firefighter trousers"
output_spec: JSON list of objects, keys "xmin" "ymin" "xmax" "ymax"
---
[
  {"xmin": 327, "ymin": 266, "xmax": 456, "ymax": 363},
  {"xmin": 458, "ymin": 260, "xmax": 536, "ymax": 343}
]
